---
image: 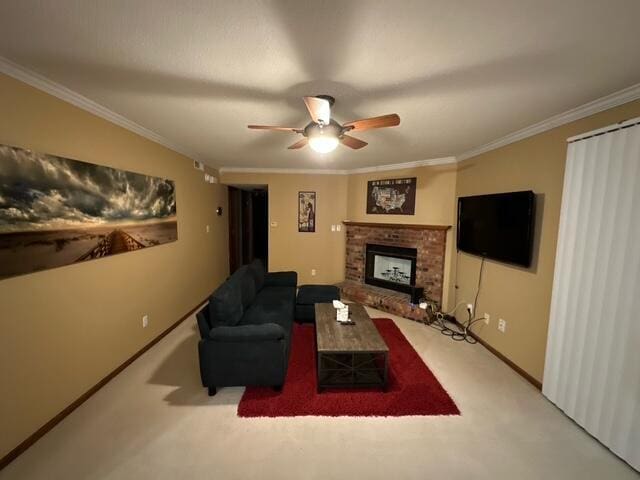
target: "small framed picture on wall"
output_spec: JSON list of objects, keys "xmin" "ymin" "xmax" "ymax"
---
[{"xmin": 298, "ymin": 191, "xmax": 316, "ymax": 232}]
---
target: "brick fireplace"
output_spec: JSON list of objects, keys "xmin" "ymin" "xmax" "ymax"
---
[{"xmin": 338, "ymin": 221, "xmax": 449, "ymax": 322}]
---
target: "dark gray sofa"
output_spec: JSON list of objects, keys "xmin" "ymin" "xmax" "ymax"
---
[{"xmin": 196, "ymin": 260, "xmax": 297, "ymax": 396}]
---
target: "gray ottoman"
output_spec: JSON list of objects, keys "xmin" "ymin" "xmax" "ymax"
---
[{"xmin": 295, "ymin": 285, "xmax": 340, "ymax": 323}]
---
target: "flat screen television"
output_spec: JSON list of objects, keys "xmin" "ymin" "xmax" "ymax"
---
[{"xmin": 457, "ymin": 190, "xmax": 535, "ymax": 267}]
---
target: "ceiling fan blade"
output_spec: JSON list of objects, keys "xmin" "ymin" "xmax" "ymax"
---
[
  {"xmin": 341, "ymin": 135, "xmax": 368, "ymax": 149},
  {"xmin": 287, "ymin": 138, "xmax": 308, "ymax": 150},
  {"xmin": 343, "ymin": 114, "xmax": 400, "ymax": 132},
  {"xmin": 303, "ymin": 96, "xmax": 331, "ymax": 124},
  {"xmin": 248, "ymin": 125, "xmax": 303, "ymax": 133}
]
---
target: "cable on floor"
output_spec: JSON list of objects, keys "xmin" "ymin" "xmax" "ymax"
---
[{"xmin": 420, "ymin": 256, "xmax": 486, "ymax": 344}]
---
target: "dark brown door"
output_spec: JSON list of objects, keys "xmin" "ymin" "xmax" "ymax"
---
[
  {"xmin": 240, "ymin": 190, "xmax": 254, "ymax": 263},
  {"xmin": 228, "ymin": 187, "xmax": 268, "ymax": 274},
  {"xmin": 228, "ymin": 187, "xmax": 242, "ymax": 273}
]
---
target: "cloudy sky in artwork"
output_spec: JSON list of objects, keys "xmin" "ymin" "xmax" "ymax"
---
[{"xmin": 0, "ymin": 145, "xmax": 176, "ymax": 233}]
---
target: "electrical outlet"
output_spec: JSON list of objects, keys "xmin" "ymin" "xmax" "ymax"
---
[
  {"xmin": 484, "ymin": 313, "xmax": 490, "ymax": 325},
  {"xmin": 498, "ymin": 318, "xmax": 506, "ymax": 333},
  {"xmin": 331, "ymin": 225, "xmax": 336, "ymax": 232},
  {"xmin": 466, "ymin": 303, "xmax": 473, "ymax": 315},
  {"xmin": 336, "ymin": 224, "xmax": 341, "ymax": 232},
  {"xmin": 142, "ymin": 315, "xmax": 149, "ymax": 328},
  {"xmin": 206, "ymin": 225, "xmax": 210, "ymax": 233},
  {"xmin": 311, "ymin": 269, "xmax": 317, "ymax": 276}
]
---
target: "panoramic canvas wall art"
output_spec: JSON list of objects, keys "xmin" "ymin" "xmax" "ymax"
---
[
  {"xmin": 367, "ymin": 177, "xmax": 417, "ymax": 215},
  {"xmin": 0, "ymin": 144, "xmax": 177, "ymax": 280}
]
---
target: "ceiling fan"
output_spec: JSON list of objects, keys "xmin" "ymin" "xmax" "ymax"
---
[{"xmin": 248, "ymin": 95, "xmax": 400, "ymax": 153}]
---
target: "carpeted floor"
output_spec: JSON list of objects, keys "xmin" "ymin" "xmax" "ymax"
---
[
  {"xmin": 2, "ymin": 308, "xmax": 637, "ymax": 480},
  {"xmin": 238, "ymin": 319, "xmax": 460, "ymax": 417}
]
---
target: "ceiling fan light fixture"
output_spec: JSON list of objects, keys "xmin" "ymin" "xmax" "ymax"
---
[
  {"xmin": 308, "ymin": 132, "xmax": 339, "ymax": 154},
  {"xmin": 248, "ymin": 95, "xmax": 400, "ymax": 153}
]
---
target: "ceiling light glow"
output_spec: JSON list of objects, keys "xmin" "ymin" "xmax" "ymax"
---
[{"xmin": 308, "ymin": 133, "xmax": 339, "ymax": 154}]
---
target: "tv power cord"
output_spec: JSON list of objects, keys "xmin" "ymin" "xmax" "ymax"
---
[
  {"xmin": 419, "ymin": 300, "xmax": 486, "ymax": 344},
  {"xmin": 417, "ymin": 256, "xmax": 486, "ymax": 343}
]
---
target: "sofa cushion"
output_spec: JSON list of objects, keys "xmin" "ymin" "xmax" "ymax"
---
[
  {"xmin": 241, "ymin": 303, "xmax": 292, "ymax": 348},
  {"xmin": 239, "ymin": 270, "xmax": 257, "ymax": 309},
  {"xmin": 255, "ymin": 286, "xmax": 296, "ymax": 307},
  {"xmin": 296, "ymin": 284, "xmax": 340, "ymax": 305},
  {"xmin": 228, "ymin": 265, "xmax": 256, "ymax": 310},
  {"xmin": 247, "ymin": 259, "xmax": 266, "ymax": 291},
  {"xmin": 209, "ymin": 323, "xmax": 285, "ymax": 342},
  {"xmin": 241, "ymin": 297, "xmax": 294, "ymax": 332},
  {"xmin": 208, "ymin": 278, "xmax": 243, "ymax": 326}
]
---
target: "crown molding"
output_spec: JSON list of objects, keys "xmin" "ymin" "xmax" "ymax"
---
[
  {"xmin": 457, "ymin": 82, "xmax": 640, "ymax": 161},
  {"xmin": 219, "ymin": 156, "xmax": 456, "ymax": 176},
  {"xmin": 219, "ymin": 166, "xmax": 349, "ymax": 175},
  {"xmin": 4, "ymin": 54, "xmax": 639, "ymax": 171},
  {"xmin": 0, "ymin": 55, "xmax": 203, "ymax": 163},
  {"xmin": 0, "ymin": 56, "xmax": 455, "ymax": 174},
  {"xmin": 567, "ymin": 115, "xmax": 640, "ymax": 143},
  {"xmin": 348, "ymin": 156, "xmax": 456, "ymax": 174},
  {"xmin": 224, "ymin": 80, "xmax": 640, "ymax": 174}
]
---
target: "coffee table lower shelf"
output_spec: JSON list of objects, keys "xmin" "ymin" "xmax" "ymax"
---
[{"xmin": 317, "ymin": 351, "xmax": 388, "ymax": 393}]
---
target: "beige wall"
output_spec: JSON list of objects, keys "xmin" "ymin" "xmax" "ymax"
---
[
  {"xmin": 0, "ymin": 74, "xmax": 229, "ymax": 459},
  {"xmin": 455, "ymin": 99, "xmax": 640, "ymax": 383},
  {"xmin": 4, "ymin": 66, "xmax": 639, "ymax": 459},
  {"xmin": 222, "ymin": 165, "xmax": 458, "ymax": 306},
  {"xmin": 346, "ymin": 165, "xmax": 458, "ymax": 309},
  {"xmin": 221, "ymin": 165, "xmax": 458, "ymax": 296},
  {"xmin": 220, "ymin": 172, "xmax": 349, "ymax": 285}
]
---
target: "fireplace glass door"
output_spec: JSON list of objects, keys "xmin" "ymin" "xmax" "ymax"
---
[
  {"xmin": 373, "ymin": 254, "xmax": 412, "ymax": 285},
  {"xmin": 364, "ymin": 243, "xmax": 417, "ymax": 294}
]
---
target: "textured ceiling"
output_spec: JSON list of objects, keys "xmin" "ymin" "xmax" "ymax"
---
[{"xmin": 1, "ymin": 0, "xmax": 640, "ymax": 169}]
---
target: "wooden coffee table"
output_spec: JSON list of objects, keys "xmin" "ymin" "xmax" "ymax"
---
[{"xmin": 315, "ymin": 303, "xmax": 389, "ymax": 392}]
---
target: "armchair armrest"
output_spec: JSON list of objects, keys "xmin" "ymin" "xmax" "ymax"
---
[
  {"xmin": 264, "ymin": 271, "xmax": 297, "ymax": 287},
  {"xmin": 208, "ymin": 323, "xmax": 285, "ymax": 343}
]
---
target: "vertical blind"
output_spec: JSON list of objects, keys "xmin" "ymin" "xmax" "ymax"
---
[{"xmin": 543, "ymin": 119, "xmax": 640, "ymax": 471}]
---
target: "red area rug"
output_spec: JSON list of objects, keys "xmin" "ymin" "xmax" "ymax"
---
[{"xmin": 238, "ymin": 319, "xmax": 460, "ymax": 417}]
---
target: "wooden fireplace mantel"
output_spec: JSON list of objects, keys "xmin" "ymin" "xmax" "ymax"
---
[{"xmin": 342, "ymin": 221, "xmax": 451, "ymax": 231}]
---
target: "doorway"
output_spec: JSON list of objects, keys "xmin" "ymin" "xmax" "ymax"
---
[{"xmin": 228, "ymin": 185, "xmax": 268, "ymax": 273}]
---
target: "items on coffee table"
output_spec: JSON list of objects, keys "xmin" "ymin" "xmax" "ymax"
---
[{"xmin": 332, "ymin": 300, "xmax": 353, "ymax": 324}]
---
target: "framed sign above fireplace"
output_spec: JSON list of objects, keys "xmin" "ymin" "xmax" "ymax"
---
[{"xmin": 366, "ymin": 177, "xmax": 416, "ymax": 215}]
